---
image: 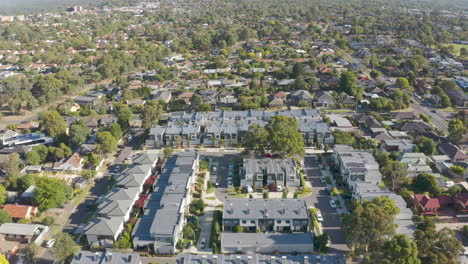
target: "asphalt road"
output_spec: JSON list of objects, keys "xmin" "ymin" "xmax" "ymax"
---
[
  {"xmin": 303, "ymin": 155, "xmax": 349, "ymax": 254},
  {"xmin": 410, "ymin": 101, "xmax": 450, "ymax": 132}
]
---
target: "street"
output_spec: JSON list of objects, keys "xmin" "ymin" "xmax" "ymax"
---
[
  {"xmin": 410, "ymin": 100, "xmax": 450, "ymax": 132},
  {"xmin": 303, "ymin": 155, "xmax": 349, "ymax": 253}
]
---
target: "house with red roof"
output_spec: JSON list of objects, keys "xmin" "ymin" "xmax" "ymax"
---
[
  {"xmin": 1, "ymin": 204, "xmax": 38, "ymax": 221},
  {"xmin": 413, "ymin": 194, "xmax": 440, "ymax": 215}
]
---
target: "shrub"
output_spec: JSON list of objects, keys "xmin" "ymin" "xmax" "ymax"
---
[
  {"xmin": 451, "ymin": 166, "xmax": 465, "ymax": 175},
  {"xmin": 41, "ymin": 216, "xmax": 56, "ymax": 226}
]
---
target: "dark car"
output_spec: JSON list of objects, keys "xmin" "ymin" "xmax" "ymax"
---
[{"xmin": 268, "ymin": 184, "xmax": 276, "ymax": 192}]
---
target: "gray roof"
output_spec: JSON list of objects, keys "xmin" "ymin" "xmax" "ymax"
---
[
  {"xmin": 104, "ymin": 187, "xmax": 140, "ymax": 201},
  {"xmin": 177, "ymin": 253, "xmax": 346, "ymax": 264},
  {"xmin": 221, "ymin": 233, "xmax": 314, "ymax": 247},
  {"xmin": 223, "ymin": 199, "xmax": 308, "ymax": 220},
  {"xmin": 132, "ymin": 153, "xmax": 159, "ymax": 165},
  {"xmin": 83, "ymin": 217, "xmax": 123, "ymax": 237},
  {"xmin": 0, "ymin": 223, "xmax": 46, "ymax": 236},
  {"xmin": 71, "ymin": 251, "xmax": 140, "ymax": 264},
  {"xmin": 98, "ymin": 199, "xmax": 133, "ymax": 217}
]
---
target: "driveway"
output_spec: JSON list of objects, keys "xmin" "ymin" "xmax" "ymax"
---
[{"xmin": 304, "ymin": 155, "xmax": 349, "ymax": 253}]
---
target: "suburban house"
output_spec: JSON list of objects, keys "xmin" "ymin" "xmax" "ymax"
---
[
  {"xmin": 0, "ymin": 223, "xmax": 48, "ymax": 243},
  {"xmin": 71, "ymin": 251, "xmax": 141, "ymax": 264},
  {"xmin": 381, "ymin": 139, "xmax": 415, "ymax": 153},
  {"xmin": 53, "ymin": 152, "xmax": 84, "ymax": 172},
  {"xmin": 222, "ymin": 199, "xmax": 309, "ymax": 233},
  {"xmin": 313, "ymin": 91, "xmax": 334, "ymax": 107},
  {"xmin": 398, "ymin": 153, "xmax": 432, "ymax": 177},
  {"xmin": 240, "ymin": 158, "xmax": 300, "ymax": 188},
  {"xmin": 446, "ymin": 90, "xmax": 468, "ymax": 107},
  {"xmin": 83, "ymin": 216, "xmax": 125, "ymax": 247},
  {"xmin": 152, "ymin": 90, "xmax": 172, "ymax": 103},
  {"xmin": 413, "ymin": 194, "xmax": 440, "ymax": 215},
  {"xmin": 438, "ymin": 142, "xmax": 467, "ymax": 163},
  {"xmin": 288, "ymin": 90, "xmax": 313, "ymax": 105},
  {"xmin": 1, "ymin": 204, "xmax": 38, "ymax": 221},
  {"xmin": 177, "ymin": 92, "xmax": 194, "ymax": 105},
  {"xmin": 132, "ymin": 152, "xmax": 199, "ymax": 255}
]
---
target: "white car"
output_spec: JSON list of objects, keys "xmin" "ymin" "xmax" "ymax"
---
[
  {"xmin": 45, "ymin": 239, "xmax": 55, "ymax": 248},
  {"xmin": 246, "ymin": 186, "xmax": 253, "ymax": 193},
  {"xmin": 277, "ymin": 185, "xmax": 283, "ymax": 192},
  {"xmin": 320, "ymin": 177, "xmax": 326, "ymax": 183},
  {"xmin": 329, "ymin": 200, "xmax": 336, "ymax": 208},
  {"xmin": 228, "ymin": 180, "xmax": 233, "ymax": 188},
  {"xmin": 316, "ymin": 210, "xmax": 323, "ymax": 222}
]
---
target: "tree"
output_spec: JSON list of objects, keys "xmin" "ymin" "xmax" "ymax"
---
[
  {"xmin": 69, "ymin": 121, "xmax": 90, "ymax": 147},
  {"xmin": 4, "ymin": 153, "xmax": 22, "ymax": 189},
  {"xmin": 140, "ymin": 100, "xmax": 164, "ymax": 129},
  {"xmin": 448, "ymin": 119, "xmax": 466, "ymax": 145},
  {"xmin": 169, "ymin": 99, "xmax": 188, "ymax": 111},
  {"xmin": 235, "ymin": 225, "xmax": 243, "ymax": 233},
  {"xmin": 396, "ymin": 77, "xmax": 412, "ymax": 92},
  {"xmin": 243, "ymin": 125, "xmax": 269, "ymax": 156},
  {"xmin": 343, "ymin": 196, "xmax": 398, "ymax": 257},
  {"xmin": 51, "ymin": 232, "xmax": 79, "ymax": 263},
  {"xmin": 163, "ymin": 148, "xmax": 173, "ymax": 158},
  {"xmin": 412, "ymin": 173, "xmax": 441, "ymax": 197},
  {"xmin": 41, "ymin": 216, "xmax": 56, "ymax": 226},
  {"xmin": 381, "ymin": 161, "xmax": 407, "ymax": 191},
  {"xmin": 25, "ymin": 150, "xmax": 42, "ymax": 165},
  {"xmin": 451, "ymin": 165, "xmax": 465, "ymax": 175},
  {"xmin": 23, "ymin": 243, "xmax": 39, "ymax": 262},
  {"xmin": 34, "ymin": 177, "xmax": 72, "ymax": 210},
  {"xmin": 20, "ymin": 174, "xmax": 37, "ymax": 192},
  {"xmin": 116, "ymin": 104, "xmax": 133, "ymax": 130},
  {"xmin": 414, "ymin": 136, "xmax": 437, "ymax": 156},
  {"xmin": 373, "ymin": 234, "xmax": 420, "ymax": 264},
  {"xmin": 189, "ymin": 198, "xmax": 205, "ymax": 215},
  {"xmin": 40, "ymin": 111, "xmax": 66, "ymax": 138},
  {"xmin": 440, "ymin": 94, "xmax": 451, "ymax": 108},
  {"xmin": 333, "ymin": 130, "xmax": 356, "ymax": 145},
  {"xmin": 291, "ymin": 63, "xmax": 304, "ymax": 78},
  {"xmin": 0, "ymin": 185, "xmax": 6, "ymax": 205},
  {"xmin": 314, "ymin": 233, "xmax": 329, "ymax": 253},
  {"xmin": 97, "ymin": 131, "xmax": 118, "ymax": 154},
  {"xmin": 33, "ymin": 145, "xmax": 49, "ymax": 162},
  {"xmin": 339, "ymin": 71, "xmax": 357, "ymax": 96},
  {"xmin": 266, "ymin": 116, "xmax": 305, "ymax": 157},
  {"xmin": 0, "ymin": 209, "xmax": 12, "ymax": 224},
  {"xmin": 183, "ymin": 225, "xmax": 195, "ymax": 240},
  {"xmin": 415, "ymin": 219, "xmax": 463, "ymax": 264},
  {"xmin": 190, "ymin": 94, "xmax": 203, "ymax": 111},
  {"xmin": 108, "ymin": 123, "xmax": 123, "ymax": 140}
]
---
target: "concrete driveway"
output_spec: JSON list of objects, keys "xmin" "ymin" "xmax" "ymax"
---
[{"xmin": 304, "ymin": 155, "xmax": 349, "ymax": 254}]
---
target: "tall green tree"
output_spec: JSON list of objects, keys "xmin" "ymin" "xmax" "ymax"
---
[
  {"xmin": 243, "ymin": 125, "xmax": 269, "ymax": 156},
  {"xmin": 339, "ymin": 71, "xmax": 357, "ymax": 96},
  {"xmin": 34, "ymin": 177, "xmax": 72, "ymax": 210},
  {"xmin": 190, "ymin": 94, "xmax": 203, "ymax": 111},
  {"xmin": 372, "ymin": 234, "xmax": 420, "ymax": 264},
  {"xmin": 4, "ymin": 153, "xmax": 22, "ymax": 189},
  {"xmin": 412, "ymin": 173, "xmax": 441, "ymax": 197},
  {"xmin": 140, "ymin": 100, "xmax": 165, "ymax": 129},
  {"xmin": 414, "ymin": 219, "xmax": 463, "ymax": 264},
  {"xmin": 0, "ymin": 209, "xmax": 12, "ymax": 224},
  {"xmin": 40, "ymin": 111, "xmax": 66, "ymax": 138},
  {"xmin": 51, "ymin": 232, "xmax": 79, "ymax": 263},
  {"xmin": 0, "ymin": 185, "xmax": 7, "ymax": 205},
  {"xmin": 69, "ymin": 121, "xmax": 90, "ymax": 147},
  {"xmin": 108, "ymin": 123, "xmax": 123, "ymax": 140},
  {"xmin": 448, "ymin": 119, "xmax": 466, "ymax": 145},
  {"xmin": 414, "ymin": 136, "xmax": 437, "ymax": 155},
  {"xmin": 381, "ymin": 161, "xmax": 407, "ymax": 191},
  {"xmin": 266, "ymin": 116, "xmax": 305, "ymax": 157},
  {"xmin": 97, "ymin": 131, "xmax": 118, "ymax": 154},
  {"xmin": 116, "ymin": 104, "xmax": 133, "ymax": 130},
  {"xmin": 343, "ymin": 196, "xmax": 398, "ymax": 258}
]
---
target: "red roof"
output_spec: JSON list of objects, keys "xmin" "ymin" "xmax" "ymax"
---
[
  {"xmin": 415, "ymin": 194, "xmax": 440, "ymax": 209},
  {"xmin": 454, "ymin": 193, "xmax": 468, "ymax": 206},
  {"xmin": 2, "ymin": 204, "xmax": 37, "ymax": 219},
  {"xmin": 437, "ymin": 195, "xmax": 453, "ymax": 206}
]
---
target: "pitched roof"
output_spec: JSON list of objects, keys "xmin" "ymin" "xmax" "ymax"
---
[
  {"xmin": 83, "ymin": 216, "xmax": 124, "ymax": 237},
  {"xmin": 415, "ymin": 194, "xmax": 440, "ymax": 209},
  {"xmin": 1, "ymin": 204, "xmax": 36, "ymax": 219},
  {"xmin": 438, "ymin": 142, "xmax": 467, "ymax": 161}
]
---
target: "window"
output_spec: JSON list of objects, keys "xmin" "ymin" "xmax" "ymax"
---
[
  {"xmin": 285, "ymin": 220, "xmax": 290, "ymax": 224},
  {"xmin": 165, "ymin": 135, "xmax": 171, "ymax": 140},
  {"xmin": 276, "ymin": 220, "xmax": 281, "ymax": 224},
  {"xmin": 242, "ymin": 220, "xmax": 246, "ymax": 224},
  {"xmin": 251, "ymin": 220, "xmax": 255, "ymax": 224},
  {"xmin": 257, "ymin": 175, "xmax": 263, "ymax": 180},
  {"xmin": 191, "ymin": 135, "xmax": 196, "ymax": 140},
  {"xmin": 206, "ymin": 135, "xmax": 212, "ymax": 139}
]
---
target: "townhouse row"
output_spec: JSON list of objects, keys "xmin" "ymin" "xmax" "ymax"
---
[
  {"xmin": 332, "ymin": 145, "xmax": 415, "ymax": 236},
  {"xmin": 147, "ymin": 109, "xmax": 333, "ymax": 148},
  {"xmin": 131, "ymin": 151, "xmax": 199, "ymax": 254},
  {"xmin": 83, "ymin": 153, "xmax": 159, "ymax": 247}
]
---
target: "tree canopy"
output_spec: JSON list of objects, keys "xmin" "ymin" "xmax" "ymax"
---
[
  {"xmin": 40, "ymin": 110, "xmax": 66, "ymax": 139},
  {"xmin": 51, "ymin": 232, "xmax": 79, "ymax": 263},
  {"xmin": 34, "ymin": 177, "xmax": 72, "ymax": 211}
]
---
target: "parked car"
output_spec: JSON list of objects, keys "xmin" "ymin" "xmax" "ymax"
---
[
  {"xmin": 113, "ymin": 165, "xmax": 121, "ymax": 172},
  {"xmin": 200, "ymin": 238, "xmax": 206, "ymax": 249},
  {"xmin": 215, "ymin": 182, "xmax": 219, "ymax": 187},
  {"xmin": 277, "ymin": 185, "xmax": 283, "ymax": 192},
  {"xmin": 264, "ymin": 153, "xmax": 273, "ymax": 157},
  {"xmin": 268, "ymin": 184, "xmax": 276, "ymax": 192},
  {"xmin": 45, "ymin": 239, "xmax": 55, "ymax": 248},
  {"xmin": 316, "ymin": 210, "xmax": 323, "ymax": 222},
  {"xmin": 211, "ymin": 166, "xmax": 217, "ymax": 173},
  {"xmin": 246, "ymin": 185, "xmax": 253, "ymax": 193},
  {"xmin": 431, "ymin": 109, "xmax": 437, "ymax": 113},
  {"xmin": 320, "ymin": 177, "xmax": 326, "ymax": 183},
  {"xmin": 325, "ymin": 187, "xmax": 331, "ymax": 195},
  {"xmin": 329, "ymin": 200, "xmax": 336, "ymax": 208}
]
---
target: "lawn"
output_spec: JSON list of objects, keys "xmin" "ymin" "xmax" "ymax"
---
[{"xmin": 442, "ymin": 43, "xmax": 468, "ymax": 56}]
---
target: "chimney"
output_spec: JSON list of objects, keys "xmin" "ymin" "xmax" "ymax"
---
[
  {"xmin": 202, "ymin": 255, "xmax": 207, "ymax": 264},
  {"xmin": 303, "ymin": 256, "xmax": 308, "ymax": 264},
  {"xmin": 247, "ymin": 256, "xmax": 252, "ymax": 264},
  {"xmin": 213, "ymin": 255, "xmax": 218, "ymax": 264}
]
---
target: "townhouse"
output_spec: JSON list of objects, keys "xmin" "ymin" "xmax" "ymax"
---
[
  {"xmin": 176, "ymin": 254, "xmax": 346, "ymax": 264},
  {"xmin": 132, "ymin": 152, "xmax": 199, "ymax": 254},
  {"xmin": 83, "ymin": 153, "xmax": 158, "ymax": 248},
  {"xmin": 71, "ymin": 251, "xmax": 141, "ymax": 264},
  {"xmin": 240, "ymin": 158, "xmax": 300, "ymax": 188},
  {"xmin": 146, "ymin": 109, "xmax": 333, "ymax": 148},
  {"xmin": 222, "ymin": 199, "xmax": 309, "ymax": 233}
]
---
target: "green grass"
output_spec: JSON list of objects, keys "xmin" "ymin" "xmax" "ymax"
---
[
  {"xmin": 296, "ymin": 189, "xmax": 313, "ymax": 198},
  {"xmin": 441, "ymin": 43, "xmax": 468, "ymax": 56},
  {"xmin": 72, "ymin": 186, "xmax": 90, "ymax": 207},
  {"xmin": 323, "ymin": 109, "xmax": 351, "ymax": 113},
  {"xmin": 205, "ymin": 197, "xmax": 216, "ymax": 200},
  {"xmin": 441, "ymin": 106, "xmax": 457, "ymax": 112}
]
